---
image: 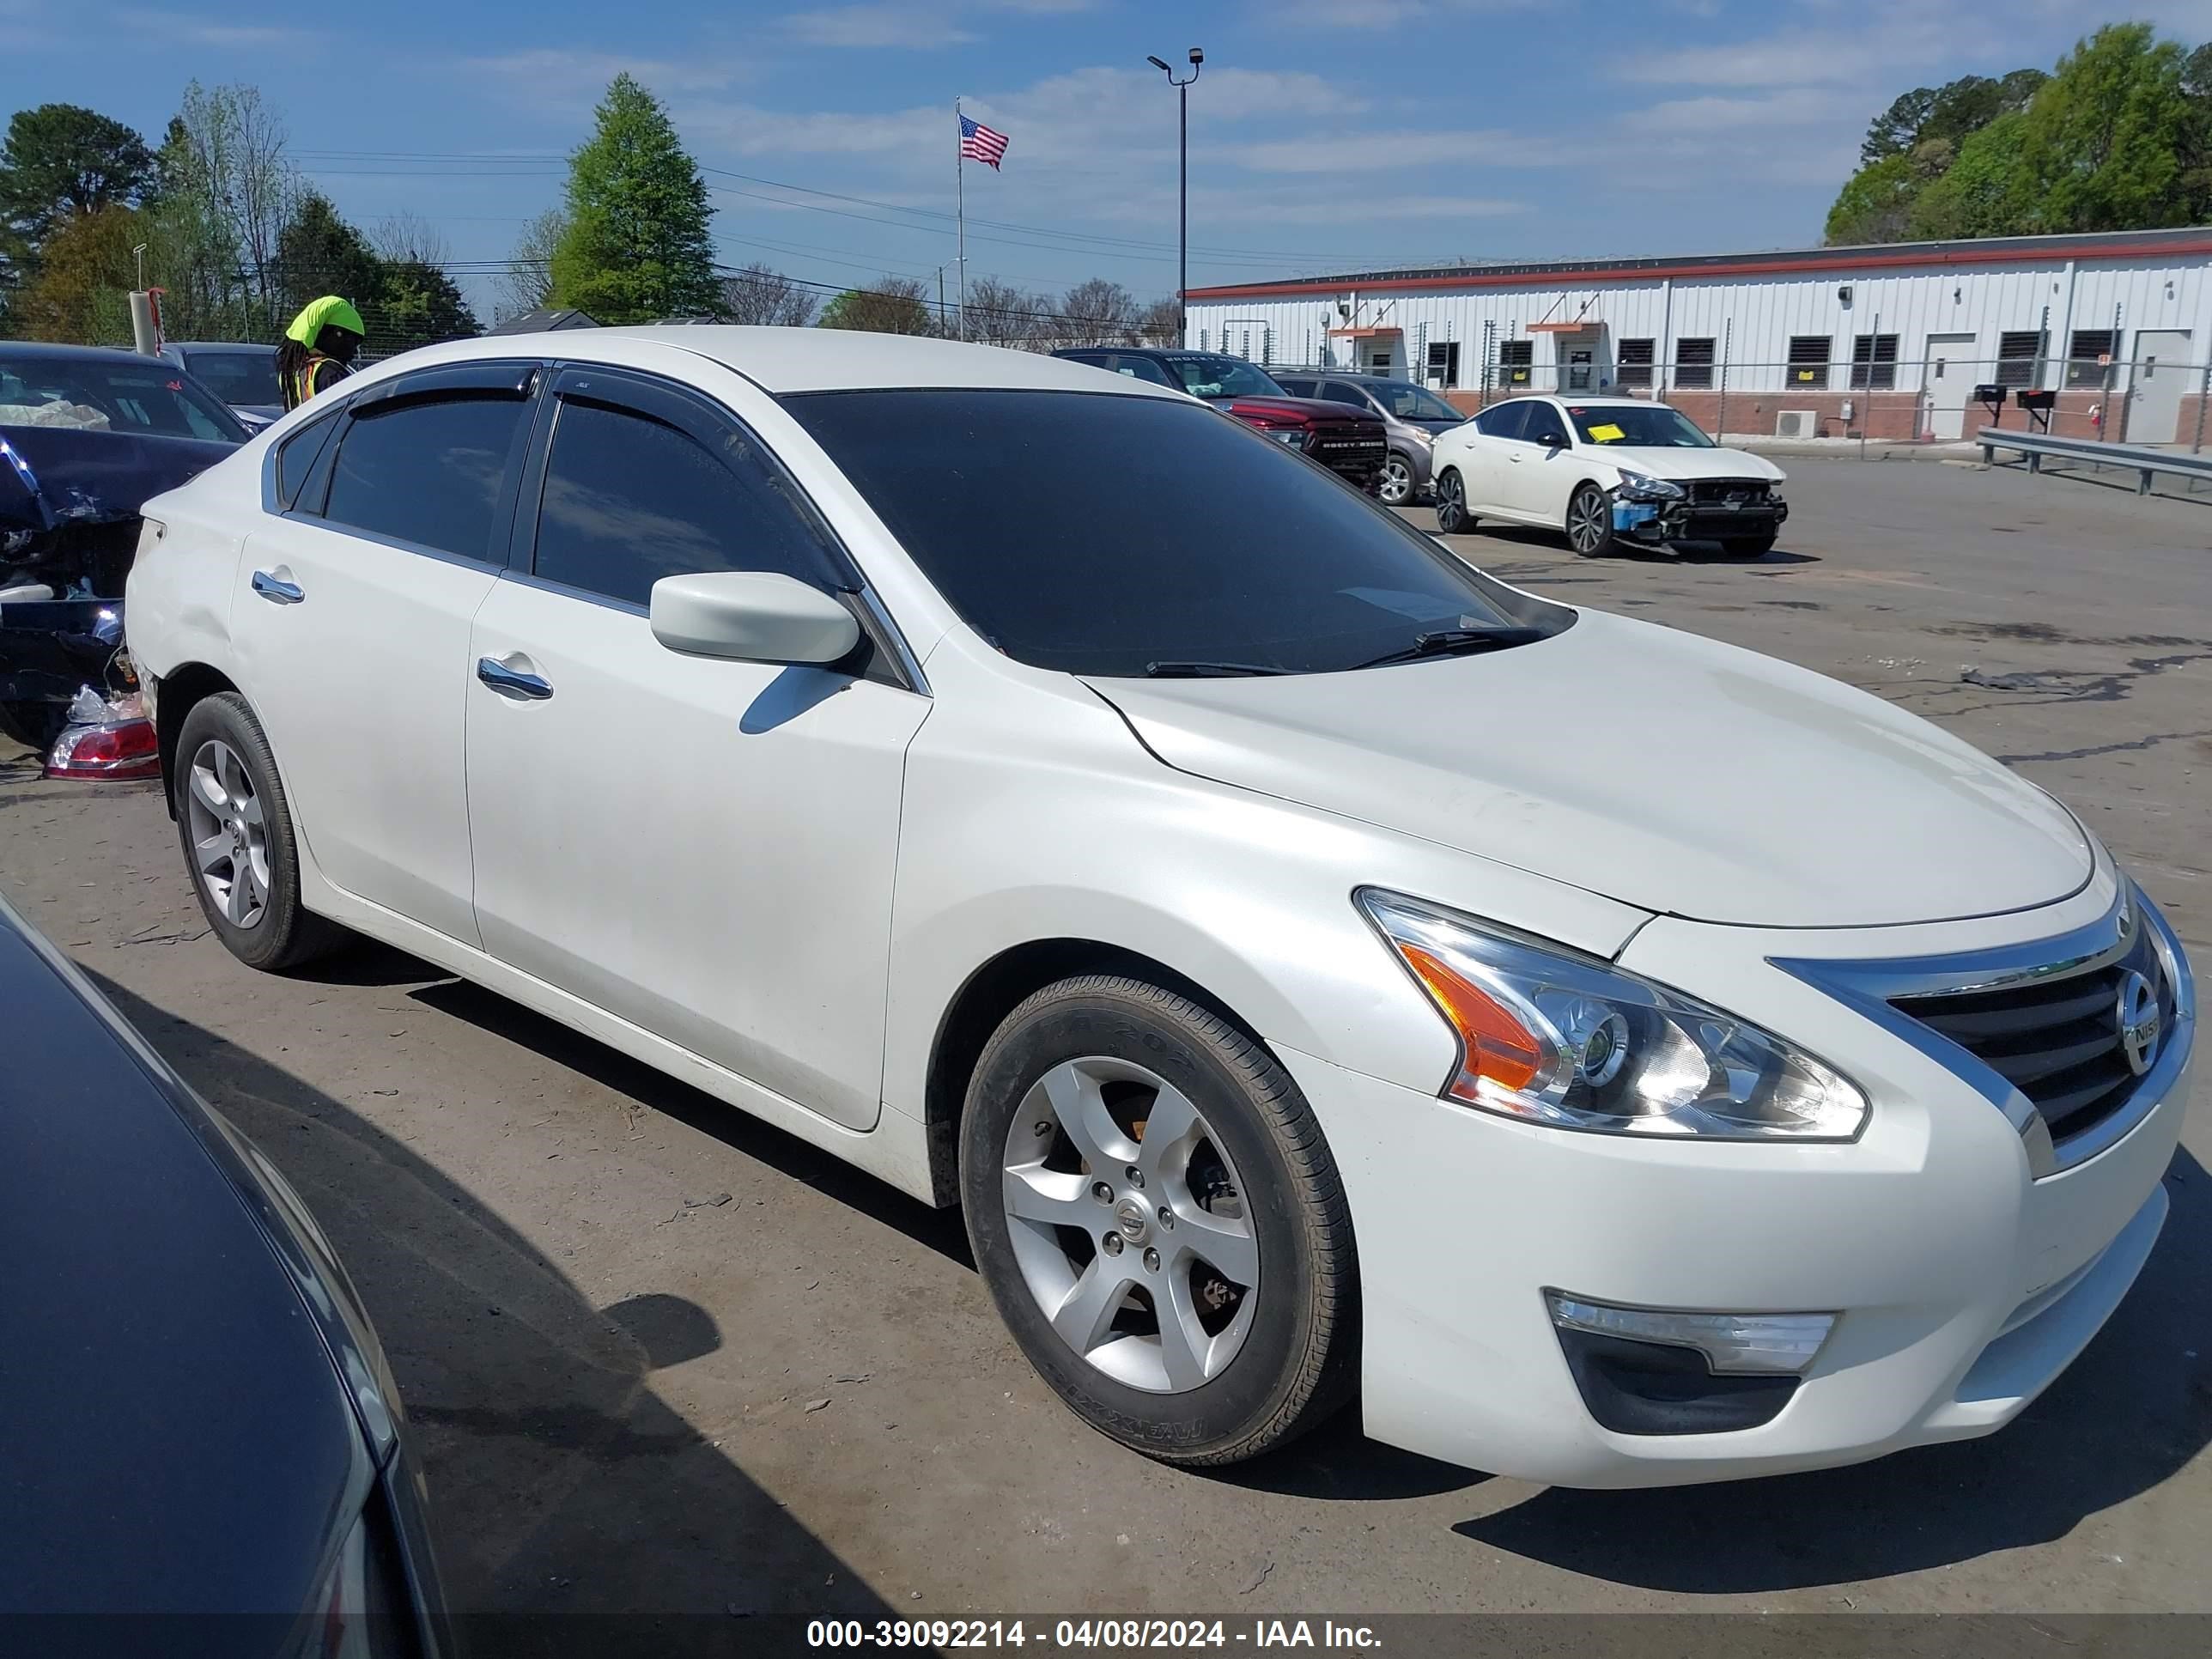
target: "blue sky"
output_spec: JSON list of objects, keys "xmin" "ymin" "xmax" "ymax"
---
[{"xmin": 9, "ymin": 0, "xmax": 2212, "ymax": 315}]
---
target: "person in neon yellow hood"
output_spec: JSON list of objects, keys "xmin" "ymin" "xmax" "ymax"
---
[{"xmin": 276, "ymin": 295, "xmax": 366, "ymax": 410}]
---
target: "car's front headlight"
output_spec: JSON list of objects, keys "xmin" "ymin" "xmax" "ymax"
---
[
  {"xmin": 1613, "ymin": 470, "xmax": 1684, "ymax": 501},
  {"xmin": 1358, "ymin": 889, "xmax": 1868, "ymax": 1140}
]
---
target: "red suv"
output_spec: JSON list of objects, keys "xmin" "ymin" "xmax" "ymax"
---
[{"xmin": 1053, "ymin": 348, "xmax": 1388, "ymax": 492}]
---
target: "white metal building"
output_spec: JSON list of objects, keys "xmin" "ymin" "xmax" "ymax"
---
[{"xmin": 1183, "ymin": 227, "xmax": 2212, "ymax": 444}]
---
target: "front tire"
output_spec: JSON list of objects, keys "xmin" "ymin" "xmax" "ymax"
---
[
  {"xmin": 173, "ymin": 693, "xmax": 346, "ymax": 972},
  {"xmin": 1433, "ymin": 467, "xmax": 1474, "ymax": 534},
  {"xmin": 960, "ymin": 975, "xmax": 1358, "ymax": 1466},
  {"xmin": 1566, "ymin": 482, "xmax": 1616, "ymax": 556},
  {"xmin": 1378, "ymin": 451, "xmax": 1417, "ymax": 507}
]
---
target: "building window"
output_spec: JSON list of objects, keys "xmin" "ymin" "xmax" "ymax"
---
[
  {"xmin": 1787, "ymin": 335, "xmax": 1832, "ymax": 391},
  {"xmin": 1675, "ymin": 337, "xmax": 1715, "ymax": 389},
  {"xmin": 1850, "ymin": 333, "xmax": 1899, "ymax": 390},
  {"xmin": 2066, "ymin": 328, "xmax": 2118, "ymax": 386},
  {"xmin": 1996, "ymin": 330, "xmax": 2043, "ymax": 388},
  {"xmin": 1426, "ymin": 339, "xmax": 1461, "ymax": 387},
  {"xmin": 1617, "ymin": 337, "xmax": 1654, "ymax": 388},
  {"xmin": 1496, "ymin": 339, "xmax": 1533, "ymax": 386}
]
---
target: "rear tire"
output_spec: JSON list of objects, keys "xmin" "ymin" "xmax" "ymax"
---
[
  {"xmin": 172, "ymin": 693, "xmax": 347, "ymax": 973},
  {"xmin": 960, "ymin": 975, "xmax": 1358, "ymax": 1466},
  {"xmin": 1433, "ymin": 468, "xmax": 1474, "ymax": 535},
  {"xmin": 1566, "ymin": 482, "xmax": 1616, "ymax": 556}
]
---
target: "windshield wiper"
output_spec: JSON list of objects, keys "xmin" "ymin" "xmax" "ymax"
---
[
  {"xmin": 1348, "ymin": 627, "xmax": 1547, "ymax": 671},
  {"xmin": 1143, "ymin": 659, "xmax": 1291, "ymax": 678}
]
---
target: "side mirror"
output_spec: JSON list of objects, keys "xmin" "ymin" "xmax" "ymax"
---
[{"xmin": 648, "ymin": 570, "xmax": 860, "ymax": 665}]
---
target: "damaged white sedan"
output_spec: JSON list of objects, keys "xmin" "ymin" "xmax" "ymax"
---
[{"xmin": 1431, "ymin": 394, "xmax": 1789, "ymax": 556}]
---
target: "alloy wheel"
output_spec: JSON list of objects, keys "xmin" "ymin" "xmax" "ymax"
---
[
  {"xmin": 999, "ymin": 1056, "xmax": 1261, "ymax": 1393},
  {"xmin": 1568, "ymin": 486, "xmax": 1612, "ymax": 554},
  {"xmin": 1437, "ymin": 470, "xmax": 1467, "ymax": 532},
  {"xmin": 1379, "ymin": 455, "xmax": 1414, "ymax": 506},
  {"xmin": 185, "ymin": 738, "xmax": 270, "ymax": 929}
]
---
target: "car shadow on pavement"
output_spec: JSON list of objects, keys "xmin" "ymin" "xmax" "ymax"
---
[
  {"xmin": 405, "ymin": 975, "xmax": 976, "ymax": 1270},
  {"xmin": 88, "ymin": 973, "xmax": 899, "ymax": 1651},
  {"xmin": 1454, "ymin": 1149, "xmax": 2210, "ymax": 1591}
]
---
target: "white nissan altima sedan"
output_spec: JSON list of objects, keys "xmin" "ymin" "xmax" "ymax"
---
[{"xmin": 125, "ymin": 330, "xmax": 2192, "ymax": 1487}]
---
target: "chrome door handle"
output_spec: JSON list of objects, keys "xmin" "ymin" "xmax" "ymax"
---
[
  {"xmin": 251, "ymin": 570, "xmax": 304, "ymax": 604},
  {"xmin": 477, "ymin": 657, "xmax": 553, "ymax": 700}
]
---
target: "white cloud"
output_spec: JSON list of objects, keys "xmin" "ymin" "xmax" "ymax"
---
[
  {"xmin": 1269, "ymin": 0, "xmax": 1537, "ymax": 29},
  {"xmin": 118, "ymin": 7, "xmax": 315, "ymax": 46},
  {"xmin": 781, "ymin": 6, "xmax": 979, "ymax": 48},
  {"xmin": 1231, "ymin": 128, "xmax": 1576, "ymax": 173}
]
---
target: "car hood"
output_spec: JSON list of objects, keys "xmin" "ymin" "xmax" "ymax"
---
[
  {"xmin": 1084, "ymin": 608, "xmax": 2092, "ymax": 928},
  {"xmin": 1221, "ymin": 393, "xmax": 1382, "ymax": 426},
  {"xmin": 0, "ymin": 424, "xmax": 237, "ymax": 534},
  {"xmin": 1581, "ymin": 443, "xmax": 1784, "ymax": 481},
  {"xmin": 0, "ymin": 904, "xmax": 370, "ymax": 1614}
]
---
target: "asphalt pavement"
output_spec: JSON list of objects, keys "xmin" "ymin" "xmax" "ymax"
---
[{"xmin": 0, "ymin": 455, "xmax": 2206, "ymax": 1622}]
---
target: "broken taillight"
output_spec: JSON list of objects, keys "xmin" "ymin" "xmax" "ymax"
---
[{"xmin": 46, "ymin": 718, "xmax": 161, "ymax": 781}]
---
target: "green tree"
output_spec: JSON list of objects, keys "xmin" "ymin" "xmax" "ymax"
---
[
  {"xmin": 0, "ymin": 104, "xmax": 155, "ymax": 270},
  {"xmin": 550, "ymin": 74, "xmax": 720, "ymax": 324},
  {"xmin": 817, "ymin": 277, "xmax": 933, "ymax": 334},
  {"xmin": 1825, "ymin": 152, "xmax": 1924, "ymax": 245},
  {"xmin": 373, "ymin": 213, "xmax": 478, "ymax": 349},
  {"xmin": 15, "ymin": 202, "xmax": 141, "ymax": 343},
  {"xmin": 1909, "ymin": 112, "xmax": 2034, "ymax": 238},
  {"xmin": 2011, "ymin": 23, "xmax": 2192, "ymax": 233},
  {"xmin": 275, "ymin": 190, "xmax": 385, "ymax": 319}
]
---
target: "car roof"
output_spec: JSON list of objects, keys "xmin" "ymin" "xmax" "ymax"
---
[
  {"xmin": 0, "ymin": 340, "xmax": 187, "ymax": 366},
  {"xmin": 166, "ymin": 341, "xmax": 276, "ymax": 354},
  {"xmin": 368, "ymin": 326, "xmax": 1185, "ymax": 398}
]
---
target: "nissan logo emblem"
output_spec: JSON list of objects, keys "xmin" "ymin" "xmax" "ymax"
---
[{"xmin": 2116, "ymin": 969, "xmax": 2163, "ymax": 1079}]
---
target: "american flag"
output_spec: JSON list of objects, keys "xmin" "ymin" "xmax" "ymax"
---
[{"xmin": 959, "ymin": 113, "xmax": 1009, "ymax": 169}]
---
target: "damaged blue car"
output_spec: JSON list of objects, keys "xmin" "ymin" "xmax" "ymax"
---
[{"xmin": 1, "ymin": 343, "xmax": 246, "ymax": 749}]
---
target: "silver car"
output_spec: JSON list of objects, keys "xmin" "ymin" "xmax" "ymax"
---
[{"xmin": 1271, "ymin": 371, "xmax": 1472, "ymax": 506}]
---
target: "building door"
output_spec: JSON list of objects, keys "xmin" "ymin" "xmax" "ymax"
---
[
  {"xmin": 2129, "ymin": 329, "xmax": 2191, "ymax": 444},
  {"xmin": 1564, "ymin": 344, "xmax": 1596, "ymax": 393},
  {"xmin": 1925, "ymin": 332, "xmax": 1977, "ymax": 441}
]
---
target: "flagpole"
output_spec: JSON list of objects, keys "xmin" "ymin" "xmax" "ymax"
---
[{"xmin": 955, "ymin": 97, "xmax": 968, "ymax": 340}]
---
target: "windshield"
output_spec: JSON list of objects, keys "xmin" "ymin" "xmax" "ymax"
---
[
  {"xmin": 1372, "ymin": 381, "xmax": 1465, "ymax": 422},
  {"xmin": 1568, "ymin": 404, "xmax": 1714, "ymax": 447},
  {"xmin": 0, "ymin": 353, "xmax": 246, "ymax": 443},
  {"xmin": 1163, "ymin": 355, "xmax": 1285, "ymax": 400},
  {"xmin": 783, "ymin": 388, "xmax": 1564, "ymax": 677},
  {"xmin": 180, "ymin": 349, "xmax": 282, "ymax": 409}
]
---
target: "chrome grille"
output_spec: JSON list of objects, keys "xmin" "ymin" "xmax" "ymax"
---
[{"xmin": 1891, "ymin": 926, "xmax": 2174, "ymax": 1146}]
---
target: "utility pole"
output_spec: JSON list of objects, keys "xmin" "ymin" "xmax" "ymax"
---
[{"xmin": 1147, "ymin": 47, "xmax": 1203, "ymax": 347}]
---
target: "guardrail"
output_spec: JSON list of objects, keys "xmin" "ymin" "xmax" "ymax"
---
[{"xmin": 1977, "ymin": 427, "xmax": 2212, "ymax": 495}]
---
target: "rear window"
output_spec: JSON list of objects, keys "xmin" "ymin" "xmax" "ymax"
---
[
  {"xmin": 0, "ymin": 353, "xmax": 245, "ymax": 443},
  {"xmin": 783, "ymin": 388, "xmax": 1561, "ymax": 678},
  {"xmin": 181, "ymin": 350, "xmax": 282, "ymax": 409}
]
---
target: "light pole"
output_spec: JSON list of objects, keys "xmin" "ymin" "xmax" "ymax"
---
[{"xmin": 1148, "ymin": 47, "xmax": 1202, "ymax": 346}]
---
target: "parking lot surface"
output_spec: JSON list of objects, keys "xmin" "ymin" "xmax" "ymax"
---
[{"xmin": 1, "ymin": 457, "xmax": 2206, "ymax": 1620}]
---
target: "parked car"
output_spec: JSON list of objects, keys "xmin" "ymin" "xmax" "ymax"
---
[
  {"xmin": 1050, "ymin": 346, "xmax": 1387, "ymax": 491},
  {"xmin": 161, "ymin": 342, "xmax": 284, "ymax": 430},
  {"xmin": 1431, "ymin": 394, "xmax": 1789, "ymax": 556},
  {"xmin": 2, "ymin": 342, "xmax": 244, "ymax": 748},
  {"xmin": 1270, "ymin": 370, "xmax": 1469, "ymax": 506},
  {"xmin": 128, "ymin": 330, "xmax": 2192, "ymax": 1488},
  {"xmin": 0, "ymin": 888, "xmax": 450, "ymax": 1644}
]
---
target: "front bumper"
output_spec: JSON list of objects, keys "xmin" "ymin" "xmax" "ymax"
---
[
  {"xmin": 1614, "ymin": 494, "xmax": 1789, "ymax": 544},
  {"xmin": 1279, "ymin": 877, "xmax": 2191, "ymax": 1488}
]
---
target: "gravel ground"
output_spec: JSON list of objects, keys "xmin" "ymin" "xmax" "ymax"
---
[{"xmin": 0, "ymin": 456, "xmax": 2205, "ymax": 1626}]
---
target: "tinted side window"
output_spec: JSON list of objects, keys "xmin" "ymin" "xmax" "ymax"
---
[
  {"xmin": 1320, "ymin": 381, "xmax": 1370, "ymax": 407},
  {"xmin": 273, "ymin": 412, "xmax": 337, "ymax": 510},
  {"xmin": 532, "ymin": 399, "xmax": 840, "ymax": 608},
  {"xmin": 323, "ymin": 396, "xmax": 527, "ymax": 559},
  {"xmin": 1525, "ymin": 404, "xmax": 1571, "ymax": 447},
  {"xmin": 1109, "ymin": 356, "xmax": 1177, "ymax": 388},
  {"xmin": 1271, "ymin": 375, "xmax": 1316, "ymax": 397},
  {"xmin": 1474, "ymin": 400, "xmax": 1528, "ymax": 441}
]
